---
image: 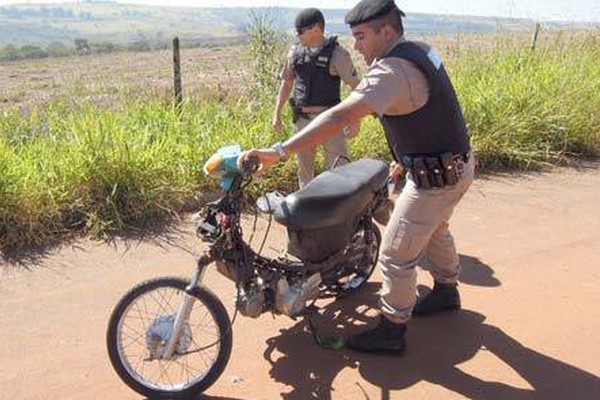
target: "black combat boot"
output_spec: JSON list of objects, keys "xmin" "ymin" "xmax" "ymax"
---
[
  {"xmin": 413, "ymin": 281, "xmax": 461, "ymax": 316},
  {"xmin": 346, "ymin": 315, "xmax": 407, "ymax": 354}
]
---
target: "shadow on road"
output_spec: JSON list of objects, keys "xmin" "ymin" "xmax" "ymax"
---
[
  {"xmin": 263, "ymin": 281, "xmax": 600, "ymax": 399},
  {"xmin": 0, "ymin": 218, "xmax": 197, "ymax": 268},
  {"xmin": 458, "ymin": 254, "xmax": 501, "ymax": 287}
]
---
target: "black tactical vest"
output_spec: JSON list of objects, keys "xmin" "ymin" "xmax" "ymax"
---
[
  {"xmin": 292, "ymin": 36, "xmax": 341, "ymax": 107},
  {"xmin": 380, "ymin": 41, "xmax": 470, "ymax": 160}
]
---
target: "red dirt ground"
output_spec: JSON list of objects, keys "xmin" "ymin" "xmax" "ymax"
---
[{"xmin": 2, "ymin": 166, "xmax": 600, "ymax": 399}]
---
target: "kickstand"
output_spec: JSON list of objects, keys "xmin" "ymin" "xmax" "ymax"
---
[{"xmin": 303, "ymin": 304, "xmax": 345, "ymax": 350}]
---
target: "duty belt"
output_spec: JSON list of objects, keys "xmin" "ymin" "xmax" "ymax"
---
[
  {"xmin": 289, "ymin": 99, "xmax": 330, "ymax": 123},
  {"xmin": 402, "ymin": 151, "xmax": 471, "ymax": 190},
  {"xmin": 453, "ymin": 152, "xmax": 470, "ymax": 163},
  {"xmin": 299, "ymin": 105, "xmax": 328, "ymax": 115}
]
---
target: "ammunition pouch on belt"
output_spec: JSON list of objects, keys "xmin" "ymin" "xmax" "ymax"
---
[
  {"xmin": 289, "ymin": 98, "xmax": 309, "ymax": 124},
  {"xmin": 402, "ymin": 152, "xmax": 469, "ymax": 189}
]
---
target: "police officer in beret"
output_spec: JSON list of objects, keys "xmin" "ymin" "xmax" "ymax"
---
[
  {"xmin": 273, "ymin": 8, "xmax": 361, "ymax": 188},
  {"xmin": 243, "ymin": 0, "xmax": 474, "ymax": 354}
]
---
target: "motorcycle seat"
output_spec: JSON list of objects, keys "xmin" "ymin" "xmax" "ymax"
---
[{"xmin": 274, "ymin": 158, "xmax": 388, "ymax": 230}]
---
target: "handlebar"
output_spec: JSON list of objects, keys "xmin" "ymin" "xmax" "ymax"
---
[{"xmin": 239, "ymin": 154, "xmax": 260, "ymax": 175}]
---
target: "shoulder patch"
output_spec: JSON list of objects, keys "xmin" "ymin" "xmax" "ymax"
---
[{"xmin": 427, "ymin": 48, "xmax": 442, "ymax": 70}]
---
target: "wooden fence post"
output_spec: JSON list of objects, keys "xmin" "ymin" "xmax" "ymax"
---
[
  {"xmin": 173, "ymin": 37, "xmax": 183, "ymax": 111},
  {"xmin": 531, "ymin": 22, "xmax": 541, "ymax": 52}
]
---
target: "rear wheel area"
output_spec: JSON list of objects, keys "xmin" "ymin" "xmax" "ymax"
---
[
  {"xmin": 329, "ymin": 221, "xmax": 382, "ymax": 296},
  {"xmin": 106, "ymin": 277, "xmax": 232, "ymax": 399}
]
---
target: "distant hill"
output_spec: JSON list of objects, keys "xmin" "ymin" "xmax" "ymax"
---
[{"xmin": 0, "ymin": 1, "xmax": 594, "ymax": 48}]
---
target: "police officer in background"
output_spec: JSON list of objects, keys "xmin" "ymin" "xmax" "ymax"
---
[
  {"xmin": 244, "ymin": 0, "xmax": 474, "ymax": 354},
  {"xmin": 273, "ymin": 8, "xmax": 361, "ymax": 188}
]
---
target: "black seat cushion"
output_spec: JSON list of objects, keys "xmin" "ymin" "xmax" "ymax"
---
[{"xmin": 274, "ymin": 158, "xmax": 388, "ymax": 230}]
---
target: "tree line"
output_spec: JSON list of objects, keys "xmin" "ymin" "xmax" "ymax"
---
[
  {"xmin": 0, "ymin": 6, "xmax": 93, "ymax": 20},
  {"xmin": 0, "ymin": 36, "xmax": 248, "ymax": 62},
  {"xmin": 0, "ymin": 39, "xmax": 149, "ymax": 61},
  {"xmin": 0, "ymin": 5, "xmax": 150, "ymax": 20}
]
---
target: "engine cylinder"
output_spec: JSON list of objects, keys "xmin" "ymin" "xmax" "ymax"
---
[{"xmin": 275, "ymin": 273, "xmax": 322, "ymax": 317}]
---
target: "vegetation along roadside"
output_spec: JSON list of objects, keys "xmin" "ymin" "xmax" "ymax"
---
[{"xmin": 1, "ymin": 19, "xmax": 599, "ymax": 256}]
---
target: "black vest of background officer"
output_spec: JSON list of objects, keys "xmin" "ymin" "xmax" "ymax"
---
[
  {"xmin": 380, "ymin": 41, "xmax": 471, "ymax": 160},
  {"xmin": 292, "ymin": 36, "xmax": 341, "ymax": 108}
]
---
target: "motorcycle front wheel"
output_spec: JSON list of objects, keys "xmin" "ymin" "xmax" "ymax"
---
[{"xmin": 106, "ymin": 277, "xmax": 232, "ymax": 399}]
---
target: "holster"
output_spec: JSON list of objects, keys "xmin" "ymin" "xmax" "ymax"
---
[
  {"xmin": 288, "ymin": 98, "xmax": 308, "ymax": 124},
  {"xmin": 289, "ymin": 98, "xmax": 300, "ymax": 123}
]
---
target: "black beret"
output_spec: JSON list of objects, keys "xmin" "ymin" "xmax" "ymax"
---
[
  {"xmin": 294, "ymin": 8, "xmax": 325, "ymax": 30},
  {"xmin": 344, "ymin": 0, "xmax": 405, "ymax": 27}
]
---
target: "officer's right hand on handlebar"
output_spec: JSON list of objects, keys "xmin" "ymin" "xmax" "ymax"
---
[{"xmin": 238, "ymin": 147, "xmax": 282, "ymax": 176}]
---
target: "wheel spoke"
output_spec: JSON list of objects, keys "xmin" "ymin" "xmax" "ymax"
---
[
  {"xmin": 173, "ymin": 356, "xmax": 205, "ymax": 377},
  {"xmin": 119, "ymin": 324, "xmax": 147, "ymax": 349},
  {"xmin": 152, "ymin": 288, "xmax": 177, "ymax": 316},
  {"xmin": 139, "ymin": 296, "xmax": 152, "ymax": 327},
  {"xmin": 162, "ymin": 359, "xmax": 177, "ymax": 388}
]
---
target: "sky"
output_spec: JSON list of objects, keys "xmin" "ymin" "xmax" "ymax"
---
[{"xmin": 0, "ymin": 0, "xmax": 599, "ymax": 22}]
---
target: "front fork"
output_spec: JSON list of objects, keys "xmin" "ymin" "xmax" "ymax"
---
[{"xmin": 161, "ymin": 253, "xmax": 213, "ymax": 359}]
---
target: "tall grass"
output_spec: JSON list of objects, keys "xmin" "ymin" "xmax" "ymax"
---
[
  {"xmin": 1, "ymin": 29, "xmax": 599, "ymax": 253},
  {"xmin": 247, "ymin": 10, "xmax": 289, "ymax": 97},
  {"xmin": 452, "ymin": 31, "xmax": 600, "ymax": 169}
]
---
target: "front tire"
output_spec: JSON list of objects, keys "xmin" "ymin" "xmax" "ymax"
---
[{"xmin": 106, "ymin": 277, "xmax": 232, "ymax": 399}]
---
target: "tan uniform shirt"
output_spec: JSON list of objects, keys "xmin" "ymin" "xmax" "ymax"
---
[
  {"xmin": 279, "ymin": 42, "xmax": 358, "ymax": 89},
  {"xmin": 349, "ymin": 37, "xmax": 433, "ymax": 117}
]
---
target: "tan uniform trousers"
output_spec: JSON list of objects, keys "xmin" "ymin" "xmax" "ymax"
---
[
  {"xmin": 379, "ymin": 154, "xmax": 475, "ymax": 324},
  {"xmin": 295, "ymin": 115, "xmax": 349, "ymax": 188}
]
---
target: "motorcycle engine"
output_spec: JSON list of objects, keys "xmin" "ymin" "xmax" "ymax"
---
[
  {"xmin": 235, "ymin": 273, "xmax": 322, "ymax": 318},
  {"xmin": 236, "ymin": 284, "xmax": 265, "ymax": 318},
  {"xmin": 275, "ymin": 273, "xmax": 322, "ymax": 317}
]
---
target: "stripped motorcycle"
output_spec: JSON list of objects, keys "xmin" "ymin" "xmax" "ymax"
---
[{"xmin": 106, "ymin": 145, "xmax": 390, "ymax": 399}]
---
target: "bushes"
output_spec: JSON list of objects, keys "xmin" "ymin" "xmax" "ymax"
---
[{"xmin": 0, "ymin": 44, "xmax": 49, "ymax": 61}]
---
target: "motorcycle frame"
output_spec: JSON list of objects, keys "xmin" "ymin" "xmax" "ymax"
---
[{"xmin": 163, "ymin": 166, "xmax": 387, "ymax": 359}]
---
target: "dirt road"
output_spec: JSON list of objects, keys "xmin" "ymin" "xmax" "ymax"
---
[{"xmin": 2, "ymin": 167, "xmax": 600, "ymax": 400}]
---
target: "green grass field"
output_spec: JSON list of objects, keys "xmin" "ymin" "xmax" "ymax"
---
[{"xmin": 1, "ymin": 30, "xmax": 599, "ymax": 254}]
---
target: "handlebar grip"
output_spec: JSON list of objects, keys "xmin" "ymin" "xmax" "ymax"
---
[{"xmin": 241, "ymin": 154, "xmax": 260, "ymax": 174}]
